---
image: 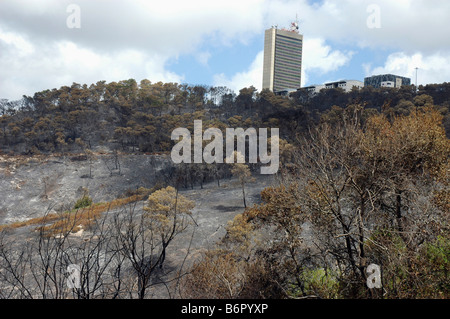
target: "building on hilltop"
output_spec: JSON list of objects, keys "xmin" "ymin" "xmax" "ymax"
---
[
  {"xmin": 324, "ymin": 80, "xmax": 364, "ymax": 92},
  {"xmin": 364, "ymin": 74, "xmax": 411, "ymax": 88},
  {"xmin": 301, "ymin": 80, "xmax": 363, "ymax": 94},
  {"xmin": 301, "ymin": 84, "xmax": 326, "ymax": 95},
  {"xmin": 262, "ymin": 22, "xmax": 303, "ymax": 94}
]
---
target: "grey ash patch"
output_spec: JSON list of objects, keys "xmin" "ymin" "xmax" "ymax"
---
[{"xmin": 213, "ymin": 205, "xmax": 245, "ymax": 212}]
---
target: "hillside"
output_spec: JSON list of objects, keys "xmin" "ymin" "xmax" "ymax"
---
[
  {"xmin": 1, "ymin": 80, "xmax": 449, "ymax": 156},
  {"xmin": 0, "ymin": 80, "xmax": 449, "ymax": 299}
]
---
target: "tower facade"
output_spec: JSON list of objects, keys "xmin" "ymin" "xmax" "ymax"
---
[{"xmin": 262, "ymin": 26, "xmax": 303, "ymax": 93}]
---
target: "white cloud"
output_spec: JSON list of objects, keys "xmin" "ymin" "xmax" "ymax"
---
[
  {"xmin": 213, "ymin": 51, "xmax": 264, "ymax": 93},
  {"xmin": 0, "ymin": 0, "xmax": 267, "ymax": 99},
  {"xmin": 302, "ymin": 38, "xmax": 354, "ymax": 85},
  {"xmin": 0, "ymin": 28, "xmax": 184, "ymax": 100},
  {"xmin": 367, "ymin": 51, "xmax": 450, "ymax": 86},
  {"xmin": 0, "ymin": 28, "xmax": 34, "ymax": 56},
  {"xmin": 290, "ymin": 0, "xmax": 450, "ymax": 53},
  {"xmin": 0, "ymin": 0, "xmax": 265, "ymax": 55},
  {"xmin": 196, "ymin": 51, "xmax": 212, "ymax": 67}
]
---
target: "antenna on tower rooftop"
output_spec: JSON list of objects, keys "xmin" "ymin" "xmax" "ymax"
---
[
  {"xmin": 290, "ymin": 14, "xmax": 300, "ymax": 33},
  {"xmin": 415, "ymin": 67, "xmax": 419, "ymax": 93}
]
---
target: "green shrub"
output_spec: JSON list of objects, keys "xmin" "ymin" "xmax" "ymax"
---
[
  {"xmin": 302, "ymin": 268, "xmax": 341, "ymax": 299},
  {"xmin": 74, "ymin": 195, "xmax": 93, "ymax": 210}
]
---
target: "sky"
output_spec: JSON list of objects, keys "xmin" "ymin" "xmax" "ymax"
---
[{"xmin": 1, "ymin": 0, "xmax": 450, "ymax": 100}]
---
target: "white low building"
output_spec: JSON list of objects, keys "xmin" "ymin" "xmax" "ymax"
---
[
  {"xmin": 302, "ymin": 84, "xmax": 326, "ymax": 94},
  {"xmin": 301, "ymin": 80, "xmax": 363, "ymax": 94},
  {"xmin": 324, "ymin": 80, "xmax": 364, "ymax": 92}
]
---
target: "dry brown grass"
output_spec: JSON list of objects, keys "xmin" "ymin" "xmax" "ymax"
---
[{"xmin": 0, "ymin": 194, "xmax": 144, "ymax": 236}]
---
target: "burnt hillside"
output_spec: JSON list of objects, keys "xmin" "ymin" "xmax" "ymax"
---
[{"xmin": 1, "ymin": 80, "xmax": 449, "ymax": 156}]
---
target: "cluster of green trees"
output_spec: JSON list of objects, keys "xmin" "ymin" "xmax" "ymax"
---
[{"xmin": 1, "ymin": 79, "xmax": 449, "ymax": 155}]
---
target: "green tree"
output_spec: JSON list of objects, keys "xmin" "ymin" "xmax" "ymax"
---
[{"xmin": 143, "ymin": 186, "xmax": 195, "ymax": 267}]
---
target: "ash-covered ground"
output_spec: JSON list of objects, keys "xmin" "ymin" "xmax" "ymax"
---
[
  {"xmin": 0, "ymin": 153, "xmax": 277, "ymax": 298},
  {"xmin": 0, "ymin": 153, "xmax": 166, "ymax": 224},
  {"xmin": 0, "ymin": 152, "xmax": 275, "ymax": 224}
]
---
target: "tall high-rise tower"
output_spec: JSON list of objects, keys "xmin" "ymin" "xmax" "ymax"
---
[{"xmin": 262, "ymin": 22, "xmax": 303, "ymax": 93}]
